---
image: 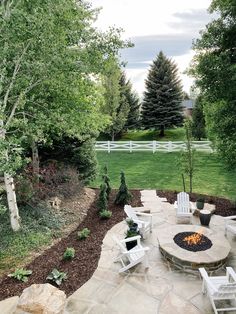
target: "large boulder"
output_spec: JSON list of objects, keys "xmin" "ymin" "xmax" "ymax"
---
[{"xmin": 15, "ymin": 284, "xmax": 66, "ymax": 314}]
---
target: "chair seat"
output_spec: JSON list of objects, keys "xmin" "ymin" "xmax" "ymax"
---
[
  {"xmin": 128, "ymin": 246, "xmax": 145, "ymax": 262},
  {"xmin": 227, "ymin": 224, "xmax": 236, "ymax": 233}
]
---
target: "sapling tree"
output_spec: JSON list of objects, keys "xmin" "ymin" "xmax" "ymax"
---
[
  {"xmin": 180, "ymin": 119, "xmax": 195, "ymax": 193},
  {"xmin": 115, "ymin": 171, "xmax": 132, "ymax": 205},
  {"xmin": 102, "ymin": 165, "xmax": 111, "ymax": 199},
  {"xmin": 97, "ymin": 183, "xmax": 108, "ymax": 211}
]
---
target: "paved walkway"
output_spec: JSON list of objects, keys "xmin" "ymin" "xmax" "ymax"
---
[
  {"xmin": 1, "ymin": 190, "xmax": 236, "ymax": 313},
  {"xmin": 65, "ymin": 190, "xmax": 236, "ymax": 314}
]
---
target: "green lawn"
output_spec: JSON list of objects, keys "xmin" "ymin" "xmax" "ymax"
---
[{"xmin": 91, "ymin": 151, "xmax": 236, "ymax": 200}]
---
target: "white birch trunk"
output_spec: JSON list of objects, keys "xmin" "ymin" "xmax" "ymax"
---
[
  {"xmin": 0, "ymin": 119, "xmax": 21, "ymax": 231},
  {"xmin": 4, "ymin": 173, "xmax": 20, "ymax": 231}
]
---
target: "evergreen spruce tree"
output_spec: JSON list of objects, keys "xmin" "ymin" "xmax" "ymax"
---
[
  {"xmin": 191, "ymin": 96, "xmax": 206, "ymax": 140},
  {"xmin": 102, "ymin": 165, "xmax": 111, "ymax": 199},
  {"xmin": 119, "ymin": 72, "xmax": 140, "ymax": 130},
  {"xmin": 141, "ymin": 51, "xmax": 183, "ymax": 136},
  {"xmin": 97, "ymin": 183, "xmax": 108, "ymax": 211},
  {"xmin": 115, "ymin": 171, "xmax": 132, "ymax": 205}
]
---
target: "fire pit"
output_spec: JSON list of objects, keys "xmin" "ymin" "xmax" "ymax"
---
[
  {"xmin": 157, "ymin": 225, "xmax": 230, "ymax": 272},
  {"xmin": 173, "ymin": 231, "xmax": 212, "ymax": 252}
]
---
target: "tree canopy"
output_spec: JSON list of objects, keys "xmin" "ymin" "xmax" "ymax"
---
[
  {"xmin": 190, "ymin": 0, "xmax": 236, "ymax": 167},
  {"xmin": 141, "ymin": 51, "xmax": 183, "ymax": 136}
]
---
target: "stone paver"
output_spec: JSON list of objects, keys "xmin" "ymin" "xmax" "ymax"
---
[
  {"xmin": 1, "ymin": 189, "xmax": 235, "ymax": 314},
  {"xmin": 63, "ymin": 189, "xmax": 236, "ymax": 314}
]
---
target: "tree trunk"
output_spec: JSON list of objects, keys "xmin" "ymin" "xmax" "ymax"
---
[
  {"xmin": 4, "ymin": 173, "xmax": 21, "ymax": 231},
  {"xmin": 0, "ymin": 120, "xmax": 21, "ymax": 231},
  {"xmin": 31, "ymin": 140, "xmax": 39, "ymax": 186},
  {"xmin": 159, "ymin": 125, "xmax": 165, "ymax": 137},
  {"xmin": 111, "ymin": 131, "xmax": 115, "ymax": 141}
]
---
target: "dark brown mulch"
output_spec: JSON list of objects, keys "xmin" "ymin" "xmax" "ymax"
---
[
  {"xmin": 157, "ymin": 190, "xmax": 236, "ymax": 217},
  {"xmin": 0, "ymin": 189, "xmax": 142, "ymax": 301}
]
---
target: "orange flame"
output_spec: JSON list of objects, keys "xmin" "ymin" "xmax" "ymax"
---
[{"xmin": 183, "ymin": 229, "xmax": 204, "ymax": 245}]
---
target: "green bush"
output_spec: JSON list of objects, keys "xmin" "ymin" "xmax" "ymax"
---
[
  {"xmin": 125, "ymin": 229, "xmax": 139, "ymax": 238},
  {"xmin": 77, "ymin": 227, "xmax": 90, "ymax": 240},
  {"xmin": 97, "ymin": 183, "xmax": 108, "ymax": 211},
  {"xmin": 115, "ymin": 171, "xmax": 132, "ymax": 205},
  {"xmin": 46, "ymin": 269, "xmax": 67, "ymax": 286},
  {"xmin": 8, "ymin": 268, "xmax": 32, "ymax": 282},
  {"xmin": 102, "ymin": 165, "xmax": 111, "ymax": 199},
  {"xmin": 63, "ymin": 247, "xmax": 75, "ymax": 260},
  {"xmin": 99, "ymin": 210, "xmax": 112, "ymax": 219}
]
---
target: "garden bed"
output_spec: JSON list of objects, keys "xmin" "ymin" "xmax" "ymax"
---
[{"xmin": 0, "ymin": 189, "xmax": 234, "ymax": 301}]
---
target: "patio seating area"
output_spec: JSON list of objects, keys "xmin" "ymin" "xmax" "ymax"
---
[{"xmin": 65, "ymin": 190, "xmax": 236, "ymax": 314}]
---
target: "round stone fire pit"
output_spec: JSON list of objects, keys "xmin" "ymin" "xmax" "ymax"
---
[
  {"xmin": 157, "ymin": 225, "xmax": 231, "ymax": 272},
  {"xmin": 173, "ymin": 232, "xmax": 212, "ymax": 252}
]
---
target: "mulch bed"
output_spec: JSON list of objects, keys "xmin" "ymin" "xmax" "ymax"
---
[
  {"xmin": 0, "ymin": 188, "xmax": 235, "ymax": 301},
  {"xmin": 0, "ymin": 189, "xmax": 142, "ymax": 301}
]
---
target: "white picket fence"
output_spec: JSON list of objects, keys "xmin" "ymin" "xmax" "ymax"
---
[{"xmin": 95, "ymin": 141, "xmax": 213, "ymax": 153}]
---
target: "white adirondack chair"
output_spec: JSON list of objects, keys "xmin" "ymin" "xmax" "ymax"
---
[
  {"xmin": 174, "ymin": 192, "xmax": 195, "ymax": 223},
  {"xmin": 224, "ymin": 215, "xmax": 236, "ymax": 236},
  {"xmin": 124, "ymin": 205, "xmax": 153, "ymax": 239},
  {"xmin": 113, "ymin": 235, "xmax": 149, "ymax": 273},
  {"xmin": 199, "ymin": 267, "xmax": 236, "ymax": 314}
]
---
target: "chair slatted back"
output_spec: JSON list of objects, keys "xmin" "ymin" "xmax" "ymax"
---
[
  {"xmin": 177, "ymin": 192, "xmax": 190, "ymax": 213},
  {"xmin": 217, "ymin": 283, "xmax": 236, "ymax": 294},
  {"xmin": 124, "ymin": 205, "xmax": 138, "ymax": 221}
]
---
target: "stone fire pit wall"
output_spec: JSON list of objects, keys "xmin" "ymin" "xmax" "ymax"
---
[{"xmin": 157, "ymin": 225, "xmax": 231, "ymax": 273}]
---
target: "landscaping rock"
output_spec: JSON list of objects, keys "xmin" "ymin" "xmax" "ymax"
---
[{"xmin": 15, "ymin": 284, "xmax": 66, "ymax": 314}]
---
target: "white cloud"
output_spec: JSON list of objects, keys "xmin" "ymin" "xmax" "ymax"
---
[{"xmin": 91, "ymin": 0, "xmax": 212, "ymax": 96}]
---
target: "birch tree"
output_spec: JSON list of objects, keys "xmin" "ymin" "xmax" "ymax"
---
[{"xmin": 0, "ymin": 0, "xmax": 130, "ymax": 230}]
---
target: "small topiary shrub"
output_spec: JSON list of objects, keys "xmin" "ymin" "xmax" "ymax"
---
[
  {"xmin": 63, "ymin": 247, "xmax": 75, "ymax": 260},
  {"xmin": 46, "ymin": 269, "xmax": 67, "ymax": 286},
  {"xmin": 102, "ymin": 165, "xmax": 111, "ymax": 199},
  {"xmin": 97, "ymin": 183, "xmax": 108, "ymax": 211},
  {"xmin": 115, "ymin": 171, "xmax": 132, "ymax": 205},
  {"xmin": 77, "ymin": 227, "xmax": 90, "ymax": 240},
  {"xmin": 8, "ymin": 268, "xmax": 32, "ymax": 282},
  {"xmin": 99, "ymin": 209, "xmax": 112, "ymax": 219}
]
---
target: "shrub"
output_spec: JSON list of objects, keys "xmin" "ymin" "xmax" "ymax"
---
[
  {"xmin": 63, "ymin": 247, "xmax": 75, "ymax": 260},
  {"xmin": 125, "ymin": 229, "xmax": 139, "ymax": 238},
  {"xmin": 125, "ymin": 218, "xmax": 135, "ymax": 228},
  {"xmin": 97, "ymin": 183, "xmax": 108, "ymax": 211},
  {"xmin": 99, "ymin": 210, "xmax": 112, "ymax": 219},
  {"xmin": 77, "ymin": 227, "xmax": 90, "ymax": 240},
  {"xmin": 8, "ymin": 268, "xmax": 32, "ymax": 282},
  {"xmin": 46, "ymin": 269, "xmax": 67, "ymax": 286},
  {"xmin": 115, "ymin": 171, "xmax": 132, "ymax": 205},
  {"xmin": 102, "ymin": 165, "xmax": 111, "ymax": 199}
]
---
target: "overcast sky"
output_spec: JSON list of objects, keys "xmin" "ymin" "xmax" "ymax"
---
[{"xmin": 91, "ymin": 0, "xmax": 213, "ymax": 96}]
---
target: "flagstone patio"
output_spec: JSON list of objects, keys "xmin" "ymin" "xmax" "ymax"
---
[
  {"xmin": 1, "ymin": 190, "xmax": 236, "ymax": 313},
  {"xmin": 65, "ymin": 190, "xmax": 236, "ymax": 314}
]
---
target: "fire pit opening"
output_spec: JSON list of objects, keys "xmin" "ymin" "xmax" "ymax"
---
[{"xmin": 173, "ymin": 231, "xmax": 212, "ymax": 252}]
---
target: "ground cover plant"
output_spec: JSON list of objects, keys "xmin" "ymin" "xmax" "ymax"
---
[
  {"xmin": 8, "ymin": 269, "xmax": 32, "ymax": 283},
  {"xmin": 92, "ymin": 151, "xmax": 236, "ymax": 199}
]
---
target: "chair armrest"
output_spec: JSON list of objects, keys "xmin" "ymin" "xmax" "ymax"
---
[
  {"xmin": 190, "ymin": 202, "xmax": 196, "ymax": 211},
  {"xmin": 134, "ymin": 211, "xmax": 152, "ymax": 217},
  {"xmin": 226, "ymin": 267, "xmax": 236, "ymax": 282},
  {"xmin": 132, "ymin": 219, "xmax": 147, "ymax": 228},
  {"xmin": 120, "ymin": 235, "xmax": 141, "ymax": 243},
  {"xmin": 199, "ymin": 268, "xmax": 218, "ymax": 292},
  {"xmin": 224, "ymin": 216, "xmax": 236, "ymax": 221}
]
